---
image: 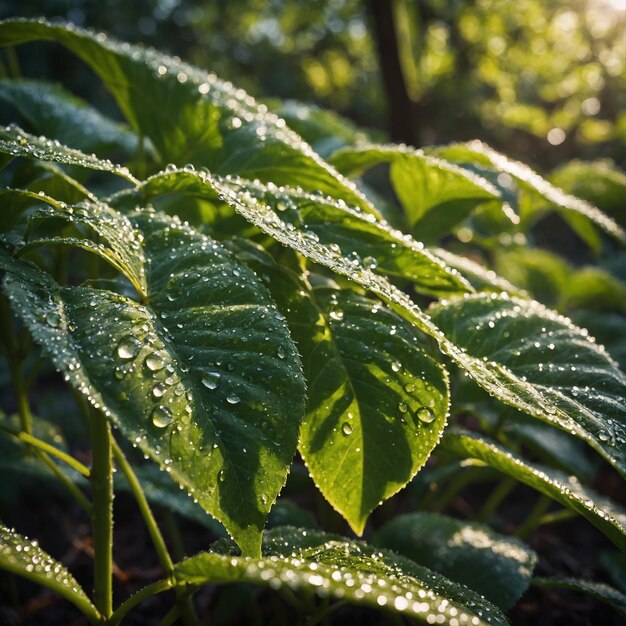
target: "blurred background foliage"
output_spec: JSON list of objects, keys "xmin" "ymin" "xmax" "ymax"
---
[{"xmin": 0, "ymin": 0, "xmax": 624, "ymax": 170}]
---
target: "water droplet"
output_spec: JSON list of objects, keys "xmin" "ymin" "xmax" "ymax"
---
[
  {"xmin": 391, "ymin": 361, "xmax": 401, "ymax": 373},
  {"xmin": 201, "ymin": 371, "xmax": 221, "ymax": 390},
  {"xmin": 416, "ymin": 407, "xmax": 435, "ymax": 424},
  {"xmin": 117, "ymin": 336, "xmax": 141, "ymax": 360},
  {"xmin": 145, "ymin": 352, "xmax": 166, "ymax": 371},
  {"xmin": 329, "ymin": 309, "xmax": 344, "ymax": 321},
  {"xmin": 226, "ymin": 393, "xmax": 241, "ymax": 405},
  {"xmin": 341, "ymin": 422, "xmax": 353, "ymax": 435},
  {"xmin": 45, "ymin": 311, "xmax": 61, "ymax": 328},
  {"xmin": 151, "ymin": 405, "xmax": 173, "ymax": 428},
  {"xmin": 152, "ymin": 382, "xmax": 167, "ymax": 398}
]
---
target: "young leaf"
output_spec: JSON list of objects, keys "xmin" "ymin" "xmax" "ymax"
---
[
  {"xmin": 0, "ymin": 523, "xmax": 100, "ymax": 623},
  {"xmin": 298, "ymin": 288, "xmax": 449, "ymax": 534},
  {"xmin": 375, "ymin": 512, "xmax": 536, "ymax": 610},
  {"xmin": 329, "ymin": 144, "xmax": 510, "ymax": 240},
  {"xmin": 0, "ymin": 78, "xmax": 138, "ymax": 156},
  {"xmin": 441, "ymin": 429, "xmax": 626, "ymax": 549},
  {"xmin": 429, "ymin": 293, "xmax": 626, "ymax": 477},
  {"xmin": 2, "ymin": 211, "xmax": 306, "ymax": 557},
  {"xmin": 532, "ymin": 577, "xmax": 626, "ymax": 617},
  {"xmin": 227, "ymin": 242, "xmax": 449, "ymax": 533},
  {"xmin": 0, "ymin": 19, "xmax": 375, "ymax": 214},
  {"xmin": 430, "ymin": 141, "xmax": 625, "ymax": 246},
  {"xmin": 0, "ymin": 124, "xmax": 138, "ymax": 183},
  {"xmin": 175, "ymin": 527, "xmax": 508, "ymax": 626}
]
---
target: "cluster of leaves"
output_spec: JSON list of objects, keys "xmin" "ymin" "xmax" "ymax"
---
[{"xmin": 0, "ymin": 18, "xmax": 625, "ymax": 625}]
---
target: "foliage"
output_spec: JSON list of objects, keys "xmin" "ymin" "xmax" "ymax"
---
[{"xmin": 0, "ymin": 17, "xmax": 624, "ymax": 625}]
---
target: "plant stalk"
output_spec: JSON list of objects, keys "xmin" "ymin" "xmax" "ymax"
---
[{"xmin": 90, "ymin": 412, "xmax": 114, "ymax": 619}]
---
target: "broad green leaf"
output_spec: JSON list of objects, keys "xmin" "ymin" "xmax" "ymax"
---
[
  {"xmin": 0, "ymin": 19, "xmax": 374, "ymax": 214},
  {"xmin": 228, "ymin": 241, "xmax": 449, "ymax": 533},
  {"xmin": 20, "ymin": 162, "xmax": 94, "ymax": 203},
  {"xmin": 0, "ymin": 78, "xmax": 138, "ymax": 156},
  {"xmin": 430, "ymin": 293, "xmax": 626, "ymax": 476},
  {"xmin": 532, "ymin": 577, "xmax": 626, "ymax": 617},
  {"xmin": 175, "ymin": 527, "xmax": 508, "ymax": 626},
  {"xmin": 0, "ymin": 523, "xmax": 100, "ymax": 622},
  {"xmin": 329, "ymin": 144, "xmax": 509, "ymax": 240},
  {"xmin": 0, "ymin": 124, "xmax": 138, "ymax": 183},
  {"xmin": 0, "ymin": 187, "xmax": 65, "ymax": 232},
  {"xmin": 571, "ymin": 310, "xmax": 626, "ymax": 371},
  {"xmin": 2, "ymin": 211, "xmax": 306, "ymax": 556},
  {"xmin": 375, "ymin": 512, "xmax": 536, "ymax": 610},
  {"xmin": 297, "ymin": 288, "xmax": 449, "ymax": 534},
  {"xmin": 441, "ymin": 429, "xmax": 626, "ymax": 549},
  {"xmin": 430, "ymin": 141, "xmax": 625, "ymax": 245},
  {"xmin": 549, "ymin": 159, "xmax": 626, "ymax": 229},
  {"xmin": 125, "ymin": 168, "xmax": 626, "ymax": 482},
  {"xmin": 125, "ymin": 169, "xmax": 471, "ymax": 297}
]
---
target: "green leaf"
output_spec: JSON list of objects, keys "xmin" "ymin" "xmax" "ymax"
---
[
  {"xmin": 227, "ymin": 241, "xmax": 449, "ymax": 533},
  {"xmin": 375, "ymin": 512, "xmax": 536, "ymax": 610},
  {"xmin": 0, "ymin": 19, "xmax": 375, "ymax": 214},
  {"xmin": 2, "ymin": 211, "xmax": 306, "ymax": 556},
  {"xmin": 0, "ymin": 78, "xmax": 138, "ymax": 156},
  {"xmin": 0, "ymin": 523, "xmax": 100, "ymax": 622},
  {"xmin": 129, "ymin": 169, "xmax": 471, "ymax": 297},
  {"xmin": 532, "ymin": 577, "xmax": 626, "ymax": 617},
  {"xmin": 0, "ymin": 124, "xmax": 138, "ymax": 183},
  {"xmin": 23, "ymin": 197, "xmax": 148, "ymax": 297},
  {"xmin": 549, "ymin": 159, "xmax": 626, "ymax": 229},
  {"xmin": 330, "ymin": 144, "xmax": 508, "ymax": 240},
  {"xmin": 430, "ymin": 293, "xmax": 626, "ymax": 476},
  {"xmin": 430, "ymin": 141, "xmax": 625, "ymax": 246},
  {"xmin": 441, "ymin": 429, "xmax": 626, "ymax": 549},
  {"xmin": 175, "ymin": 527, "xmax": 508, "ymax": 626}
]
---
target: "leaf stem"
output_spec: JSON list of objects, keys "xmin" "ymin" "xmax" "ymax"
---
[
  {"xmin": 111, "ymin": 440, "xmax": 200, "ymax": 626},
  {"xmin": 108, "ymin": 578, "xmax": 173, "ymax": 625},
  {"xmin": 515, "ymin": 494, "xmax": 552, "ymax": 540},
  {"xmin": 35, "ymin": 449, "xmax": 92, "ymax": 513},
  {"xmin": 90, "ymin": 412, "xmax": 114, "ymax": 619},
  {"xmin": 478, "ymin": 477, "xmax": 516, "ymax": 522},
  {"xmin": 0, "ymin": 423, "xmax": 90, "ymax": 477}
]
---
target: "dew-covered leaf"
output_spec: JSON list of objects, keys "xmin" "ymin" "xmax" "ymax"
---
[
  {"xmin": 2, "ymin": 211, "xmax": 306, "ymax": 556},
  {"xmin": 430, "ymin": 293, "xmax": 626, "ymax": 476},
  {"xmin": 0, "ymin": 19, "xmax": 374, "ymax": 214},
  {"xmin": 228, "ymin": 241, "xmax": 449, "ymax": 533},
  {"xmin": 0, "ymin": 125, "xmax": 138, "ymax": 183},
  {"xmin": 0, "ymin": 78, "xmax": 138, "ymax": 156},
  {"xmin": 23, "ymin": 197, "xmax": 148, "ymax": 297},
  {"xmin": 128, "ymin": 169, "xmax": 471, "ymax": 297},
  {"xmin": 330, "ymin": 144, "xmax": 508, "ymax": 240},
  {"xmin": 375, "ymin": 512, "xmax": 536, "ymax": 610},
  {"xmin": 0, "ymin": 523, "xmax": 100, "ymax": 622},
  {"xmin": 532, "ymin": 577, "xmax": 626, "ymax": 617},
  {"xmin": 430, "ymin": 141, "xmax": 625, "ymax": 246},
  {"xmin": 441, "ymin": 429, "xmax": 626, "ymax": 549},
  {"xmin": 175, "ymin": 526, "xmax": 508, "ymax": 626}
]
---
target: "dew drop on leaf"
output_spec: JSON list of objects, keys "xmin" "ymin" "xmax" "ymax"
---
[
  {"xmin": 201, "ymin": 371, "xmax": 221, "ymax": 390},
  {"xmin": 145, "ymin": 351, "xmax": 166, "ymax": 371},
  {"xmin": 341, "ymin": 422, "xmax": 353, "ymax": 436},
  {"xmin": 151, "ymin": 405, "xmax": 173, "ymax": 428},
  {"xmin": 45, "ymin": 311, "xmax": 61, "ymax": 328},
  {"xmin": 117, "ymin": 336, "xmax": 141, "ymax": 360},
  {"xmin": 226, "ymin": 393, "xmax": 241, "ymax": 405},
  {"xmin": 416, "ymin": 407, "xmax": 435, "ymax": 424}
]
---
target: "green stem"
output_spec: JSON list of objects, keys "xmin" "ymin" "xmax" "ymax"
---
[
  {"xmin": 478, "ymin": 477, "xmax": 516, "ymax": 522},
  {"xmin": 431, "ymin": 466, "xmax": 482, "ymax": 512},
  {"xmin": 537, "ymin": 508, "xmax": 577, "ymax": 527},
  {"xmin": 35, "ymin": 450, "xmax": 92, "ymax": 513},
  {"xmin": 90, "ymin": 413, "xmax": 114, "ymax": 619},
  {"xmin": 112, "ymin": 441, "xmax": 173, "ymax": 573},
  {"xmin": 5, "ymin": 46, "xmax": 20, "ymax": 78},
  {"xmin": 109, "ymin": 578, "xmax": 173, "ymax": 626},
  {"xmin": 515, "ymin": 494, "xmax": 551, "ymax": 540},
  {"xmin": 0, "ymin": 424, "xmax": 90, "ymax": 477},
  {"xmin": 157, "ymin": 603, "xmax": 183, "ymax": 626},
  {"xmin": 112, "ymin": 441, "xmax": 199, "ymax": 626}
]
